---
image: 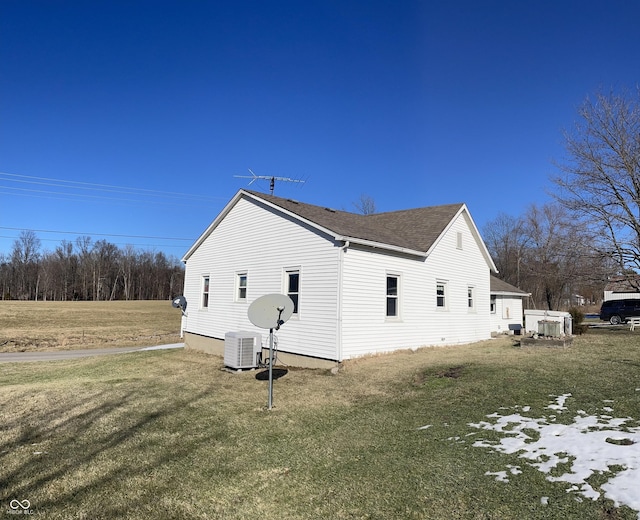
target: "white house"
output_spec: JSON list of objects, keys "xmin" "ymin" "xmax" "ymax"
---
[
  {"xmin": 603, "ymin": 277, "xmax": 640, "ymax": 302},
  {"xmin": 490, "ymin": 276, "xmax": 529, "ymax": 335},
  {"xmin": 181, "ymin": 189, "xmax": 498, "ymax": 367}
]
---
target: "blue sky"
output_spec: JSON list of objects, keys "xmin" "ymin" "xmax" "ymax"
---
[{"xmin": 2, "ymin": 1, "xmax": 639, "ymax": 260}]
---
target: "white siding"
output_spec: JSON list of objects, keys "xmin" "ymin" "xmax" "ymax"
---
[
  {"xmin": 490, "ymin": 295, "xmax": 524, "ymax": 334},
  {"xmin": 341, "ymin": 211, "xmax": 491, "ymax": 358},
  {"xmin": 183, "ymin": 196, "xmax": 340, "ymax": 360},
  {"xmin": 604, "ymin": 291, "xmax": 640, "ymax": 302}
]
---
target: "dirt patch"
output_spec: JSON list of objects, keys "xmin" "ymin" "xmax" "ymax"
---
[{"xmin": 436, "ymin": 365, "xmax": 465, "ymax": 378}]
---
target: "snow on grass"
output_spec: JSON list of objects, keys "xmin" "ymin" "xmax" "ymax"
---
[{"xmin": 466, "ymin": 394, "xmax": 640, "ymax": 518}]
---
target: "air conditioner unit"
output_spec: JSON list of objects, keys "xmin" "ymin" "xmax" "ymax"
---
[{"xmin": 224, "ymin": 331, "xmax": 262, "ymax": 369}]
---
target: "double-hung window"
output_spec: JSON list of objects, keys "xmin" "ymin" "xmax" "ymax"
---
[
  {"xmin": 286, "ymin": 269, "xmax": 300, "ymax": 315},
  {"xmin": 236, "ymin": 272, "xmax": 247, "ymax": 302},
  {"xmin": 436, "ymin": 281, "xmax": 447, "ymax": 310},
  {"xmin": 386, "ymin": 275, "xmax": 399, "ymax": 318},
  {"xmin": 202, "ymin": 276, "xmax": 210, "ymax": 309},
  {"xmin": 467, "ymin": 286, "xmax": 475, "ymax": 311}
]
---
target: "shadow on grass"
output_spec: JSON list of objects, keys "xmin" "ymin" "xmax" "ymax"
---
[{"xmin": 0, "ymin": 384, "xmax": 228, "ymax": 517}]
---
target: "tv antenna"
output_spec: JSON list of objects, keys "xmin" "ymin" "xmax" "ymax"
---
[
  {"xmin": 234, "ymin": 169, "xmax": 305, "ymax": 195},
  {"xmin": 248, "ymin": 293, "xmax": 295, "ymax": 410}
]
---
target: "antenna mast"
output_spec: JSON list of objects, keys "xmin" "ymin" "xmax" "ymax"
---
[{"xmin": 234, "ymin": 169, "xmax": 305, "ymax": 195}]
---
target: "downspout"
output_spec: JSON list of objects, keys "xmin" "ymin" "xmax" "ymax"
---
[{"xmin": 336, "ymin": 240, "xmax": 350, "ymax": 362}]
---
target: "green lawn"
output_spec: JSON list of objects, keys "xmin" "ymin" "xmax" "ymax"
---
[{"xmin": 1, "ymin": 329, "xmax": 639, "ymax": 519}]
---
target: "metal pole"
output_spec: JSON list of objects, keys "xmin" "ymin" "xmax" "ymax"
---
[{"xmin": 268, "ymin": 327, "xmax": 274, "ymax": 410}]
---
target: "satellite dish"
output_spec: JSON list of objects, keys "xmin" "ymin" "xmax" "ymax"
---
[
  {"xmin": 172, "ymin": 295, "xmax": 187, "ymax": 312},
  {"xmin": 248, "ymin": 293, "xmax": 294, "ymax": 330}
]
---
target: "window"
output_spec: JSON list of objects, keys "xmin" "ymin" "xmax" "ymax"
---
[
  {"xmin": 202, "ymin": 276, "xmax": 210, "ymax": 308},
  {"xmin": 490, "ymin": 295, "xmax": 496, "ymax": 314},
  {"xmin": 286, "ymin": 270, "xmax": 300, "ymax": 314},
  {"xmin": 236, "ymin": 272, "xmax": 247, "ymax": 301},
  {"xmin": 467, "ymin": 286, "xmax": 475, "ymax": 310},
  {"xmin": 456, "ymin": 231, "xmax": 463, "ymax": 250},
  {"xmin": 386, "ymin": 275, "xmax": 399, "ymax": 317},
  {"xmin": 436, "ymin": 282, "xmax": 447, "ymax": 309}
]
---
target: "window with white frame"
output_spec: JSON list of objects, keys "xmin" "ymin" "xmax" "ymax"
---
[
  {"xmin": 286, "ymin": 269, "xmax": 300, "ymax": 314},
  {"xmin": 456, "ymin": 231, "xmax": 463, "ymax": 250},
  {"xmin": 236, "ymin": 272, "xmax": 247, "ymax": 301},
  {"xmin": 202, "ymin": 276, "xmax": 210, "ymax": 308},
  {"xmin": 386, "ymin": 275, "xmax": 399, "ymax": 317},
  {"xmin": 436, "ymin": 281, "xmax": 447, "ymax": 309},
  {"xmin": 467, "ymin": 286, "xmax": 475, "ymax": 310},
  {"xmin": 490, "ymin": 295, "xmax": 496, "ymax": 314}
]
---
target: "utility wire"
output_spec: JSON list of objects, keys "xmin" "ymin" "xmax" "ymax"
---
[
  {"xmin": 0, "ymin": 171, "xmax": 225, "ymax": 202},
  {"xmin": 0, "ymin": 226, "xmax": 194, "ymax": 241}
]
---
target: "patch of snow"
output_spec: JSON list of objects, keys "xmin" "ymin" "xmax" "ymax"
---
[
  {"xmin": 485, "ymin": 465, "xmax": 521, "ymax": 483},
  {"xmin": 546, "ymin": 393, "xmax": 571, "ymax": 411},
  {"xmin": 485, "ymin": 470, "xmax": 509, "ymax": 482},
  {"xmin": 465, "ymin": 396, "xmax": 640, "ymax": 519},
  {"xmin": 541, "ymin": 496, "xmax": 549, "ymax": 505},
  {"xmin": 417, "ymin": 424, "xmax": 431, "ymax": 430}
]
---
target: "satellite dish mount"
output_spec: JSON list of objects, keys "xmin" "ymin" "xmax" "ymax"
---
[{"xmin": 248, "ymin": 293, "xmax": 295, "ymax": 410}]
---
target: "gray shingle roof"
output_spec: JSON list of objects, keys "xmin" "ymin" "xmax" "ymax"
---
[
  {"xmin": 247, "ymin": 190, "xmax": 464, "ymax": 253},
  {"xmin": 490, "ymin": 275, "xmax": 528, "ymax": 295}
]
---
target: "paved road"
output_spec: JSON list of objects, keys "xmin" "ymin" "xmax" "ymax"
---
[{"xmin": 0, "ymin": 343, "xmax": 184, "ymax": 363}]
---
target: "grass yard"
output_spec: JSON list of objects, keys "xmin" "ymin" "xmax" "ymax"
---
[
  {"xmin": 1, "ymin": 324, "xmax": 640, "ymax": 519},
  {"xmin": 0, "ymin": 300, "xmax": 182, "ymax": 352}
]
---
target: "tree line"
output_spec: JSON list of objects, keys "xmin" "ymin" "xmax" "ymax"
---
[{"xmin": 0, "ymin": 231, "xmax": 184, "ymax": 301}]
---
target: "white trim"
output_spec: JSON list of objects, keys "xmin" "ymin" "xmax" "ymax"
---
[
  {"xmin": 283, "ymin": 267, "xmax": 301, "ymax": 317},
  {"xmin": 436, "ymin": 280, "xmax": 448, "ymax": 311},
  {"xmin": 235, "ymin": 271, "xmax": 248, "ymax": 302},
  {"xmin": 385, "ymin": 272, "xmax": 401, "ymax": 320}
]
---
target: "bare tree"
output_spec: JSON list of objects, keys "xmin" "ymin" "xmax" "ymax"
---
[
  {"xmin": 482, "ymin": 213, "xmax": 528, "ymax": 288},
  {"xmin": 552, "ymin": 88, "xmax": 640, "ymax": 283},
  {"xmin": 11, "ymin": 230, "xmax": 41, "ymax": 299},
  {"xmin": 483, "ymin": 204, "xmax": 609, "ymax": 309},
  {"xmin": 353, "ymin": 194, "xmax": 377, "ymax": 215}
]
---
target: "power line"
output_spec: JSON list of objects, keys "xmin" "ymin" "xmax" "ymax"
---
[
  {"xmin": 0, "ymin": 171, "xmax": 225, "ymax": 202},
  {"xmin": 0, "ymin": 235, "xmax": 189, "ymax": 250},
  {"xmin": 0, "ymin": 226, "xmax": 194, "ymax": 241}
]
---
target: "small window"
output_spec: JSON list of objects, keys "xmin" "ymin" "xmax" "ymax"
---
[
  {"xmin": 436, "ymin": 282, "xmax": 447, "ymax": 309},
  {"xmin": 456, "ymin": 232, "xmax": 463, "ymax": 250},
  {"xmin": 490, "ymin": 295, "xmax": 496, "ymax": 314},
  {"xmin": 386, "ymin": 275, "xmax": 399, "ymax": 317},
  {"xmin": 468, "ymin": 287, "xmax": 475, "ymax": 310},
  {"xmin": 236, "ymin": 273, "xmax": 247, "ymax": 301},
  {"xmin": 202, "ymin": 276, "xmax": 210, "ymax": 308},
  {"xmin": 286, "ymin": 270, "xmax": 300, "ymax": 314}
]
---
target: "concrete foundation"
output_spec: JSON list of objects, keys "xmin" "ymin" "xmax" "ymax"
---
[{"xmin": 183, "ymin": 331, "xmax": 339, "ymax": 369}]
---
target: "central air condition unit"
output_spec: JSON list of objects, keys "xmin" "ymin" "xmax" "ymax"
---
[{"xmin": 224, "ymin": 331, "xmax": 262, "ymax": 369}]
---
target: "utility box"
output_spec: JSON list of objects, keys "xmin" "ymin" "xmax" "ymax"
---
[{"xmin": 224, "ymin": 332, "xmax": 262, "ymax": 369}]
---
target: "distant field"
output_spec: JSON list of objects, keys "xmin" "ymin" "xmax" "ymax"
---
[{"xmin": 0, "ymin": 300, "xmax": 182, "ymax": 352}]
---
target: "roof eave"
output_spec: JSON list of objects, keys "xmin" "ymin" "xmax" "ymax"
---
[
  {"xmin": 491, "ymin": 291, "xmax": 531, "ymax": 297},
  {"xmin": 338, "ymin": 236, "xmax": 427, "ymax": 258}
]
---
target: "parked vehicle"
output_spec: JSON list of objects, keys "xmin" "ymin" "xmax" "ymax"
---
[{"xmin": 599, "ymin": 299, "xmax": 640, "ymax": 324}]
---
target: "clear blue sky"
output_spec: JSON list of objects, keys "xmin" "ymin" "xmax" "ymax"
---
[{"xmin": 2, "ymin": 1, "xmax": 639, "ymax": 259}]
